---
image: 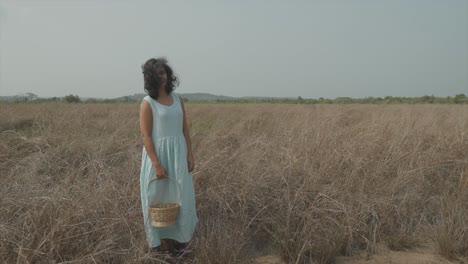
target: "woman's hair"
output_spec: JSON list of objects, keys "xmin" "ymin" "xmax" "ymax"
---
[{"xmin": 141, "ymin": 57, "xmax": 179, "ymax": 99}]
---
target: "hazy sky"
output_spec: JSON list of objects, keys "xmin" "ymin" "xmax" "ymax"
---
[{"xmin": 1, "ymin": 0, "xmax": 467, "ymax": 99}]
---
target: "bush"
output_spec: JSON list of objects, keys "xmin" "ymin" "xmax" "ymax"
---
[{"xmin": 63, "ymin": 94, "xmax": 81, "ymax": 103}]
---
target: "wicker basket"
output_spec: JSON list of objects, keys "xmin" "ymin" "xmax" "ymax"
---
[{"xmin": 149, "ymin": 203, "xmax": 180, "ymax": 227}]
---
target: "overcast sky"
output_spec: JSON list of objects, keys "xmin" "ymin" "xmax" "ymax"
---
[{"xmin": 1, "ymin": 0, "xmax": 467, "ymax": 99}]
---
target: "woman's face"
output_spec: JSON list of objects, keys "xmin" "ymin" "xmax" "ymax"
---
[{"xmin": 156, "ymin": 66, "xmax": 167, "ymax": 87}]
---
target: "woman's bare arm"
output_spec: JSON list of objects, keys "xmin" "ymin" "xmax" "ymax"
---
[
  {"xmin": 179, "ymin": 96, "xmax": 194, "ymax": 158},
  {"xmin": 140, "ymin": 100, "xmax": 161, "ymax": 166}
]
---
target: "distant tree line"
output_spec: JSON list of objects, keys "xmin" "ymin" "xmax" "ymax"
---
[
  {"xmin": 3, "ymin": 93, "xmax": 82, "ymax": 103},
  {"xmin": 2, "ymin": 93, "xmax": 468, "ymax": 104},
  {"xmin": 191, "ymin": 94, "xmax": 468, "ymax": 104}
]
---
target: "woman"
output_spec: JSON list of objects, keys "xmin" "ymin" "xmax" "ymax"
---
[{"xmin": 139, "ymin": 57, "xmax": 198, "ymax": 259}]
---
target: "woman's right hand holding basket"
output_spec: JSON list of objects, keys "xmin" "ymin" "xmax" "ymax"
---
[{"xmin": 154, "ymin": 163, "xmax": 168, "ymax": 179}]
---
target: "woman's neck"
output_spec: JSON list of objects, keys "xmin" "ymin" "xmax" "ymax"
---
[{"xmin": 158, "ymin": 88, "xmax": 168, "ymax": 97}]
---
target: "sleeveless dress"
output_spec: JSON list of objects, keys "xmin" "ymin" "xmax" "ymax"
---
[{"xmin": 139, "ymin": 92, "xmax": 199, "ymax": 248}]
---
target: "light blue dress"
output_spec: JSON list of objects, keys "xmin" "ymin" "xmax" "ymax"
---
[{"xmin": 139, "ymin": 92, "xmax": 199, "ymax": 248}]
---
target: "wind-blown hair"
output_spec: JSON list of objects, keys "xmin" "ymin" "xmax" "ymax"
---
[{"xmin": 141, "ymin": 57, "xmax": 179, "ymax": 99}]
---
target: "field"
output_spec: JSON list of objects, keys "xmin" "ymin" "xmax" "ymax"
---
[{"xmin": 1, "ymin": 103, "xmax": 467, "ymax": 264}]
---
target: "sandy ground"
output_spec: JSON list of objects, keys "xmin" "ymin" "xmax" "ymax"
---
[{"xmin": 248, "ymin": 244, "xmax": 465, "ymax": 264}]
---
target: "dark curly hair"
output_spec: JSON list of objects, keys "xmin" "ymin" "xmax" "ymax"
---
[{"xmin": 141, "ymin": 57, "xmax": 179, "ymax": 99}]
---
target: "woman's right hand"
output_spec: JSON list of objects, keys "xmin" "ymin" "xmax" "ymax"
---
[{"xmin": 154, "ymin": 163, "xmax": 168, "ymax": 179}]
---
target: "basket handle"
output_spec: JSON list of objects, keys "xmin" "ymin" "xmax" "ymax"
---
[{"xmin": 147, "ymin": 176, "xmax": 181, "ymax": 204}]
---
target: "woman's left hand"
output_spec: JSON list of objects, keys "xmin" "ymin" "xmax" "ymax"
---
[{"xmin": 188, "ymin": 154, "xmax": 195, "ymax": 172}]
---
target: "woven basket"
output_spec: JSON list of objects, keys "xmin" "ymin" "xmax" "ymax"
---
[{"xmin": 149, "ymin": 203, "xmax": 180, "ymax": 227}]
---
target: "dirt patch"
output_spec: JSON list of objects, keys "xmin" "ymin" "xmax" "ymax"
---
[
  {"xmin": 248, "ymin": 255, "xmax": 285, "ymax": 264},
  {"xmin": 248, "ymin": 245, "xmax": 463, "ymax": 264},
  {"xmin": 336, "ymin": 251, "xmax": 455, "ymax": 264}
]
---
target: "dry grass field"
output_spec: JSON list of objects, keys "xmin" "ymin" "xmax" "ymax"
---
[{"xmin": 1, "ymin": 102, "xmax": 467, "ymax": 264}]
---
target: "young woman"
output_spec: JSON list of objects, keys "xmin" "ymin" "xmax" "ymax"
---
[{"xmin": 139, "ymin": 57, "xmax": 198, "ymax": 259}]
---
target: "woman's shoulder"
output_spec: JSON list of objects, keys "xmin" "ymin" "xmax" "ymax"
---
[
  {"xmin": 142, "ymin": 95, "xmax": 152, "ymax": 103},
  {"xmin": 172, "ymin": 92, "xmax": 183, "ymax": 101},
  {"xmin": 141, "ymin": 95, "xmax": 154, "ymax": 108}
]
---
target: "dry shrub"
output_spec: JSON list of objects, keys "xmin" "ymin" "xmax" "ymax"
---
[{"xmin": 0, "ymin": 103, "xmax": 467, "ymax": 263}]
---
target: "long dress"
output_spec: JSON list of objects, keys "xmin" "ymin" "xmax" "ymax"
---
[{"xmin": 139, "ymin": 92, "xmax": 199, "ymax": 248}]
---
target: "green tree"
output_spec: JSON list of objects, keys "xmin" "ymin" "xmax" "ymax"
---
[
  {"xmin": 63, "ymin": 94, "xmax": 81, "ymax": 103},
  {"xmin": 25, "ymin": 93, "xmax": 38, "ymax": 101},
  {"xmin": 454, "ymin": 94, "xmax": 467, "ymax": 104}
]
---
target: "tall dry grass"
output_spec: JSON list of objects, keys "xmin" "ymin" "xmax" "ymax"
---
[{"xmin": 0, "ymin": 103, "xmax": 467, "ymax": 264}]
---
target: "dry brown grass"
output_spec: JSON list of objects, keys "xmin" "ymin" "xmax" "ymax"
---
[{"xmin": 0, "ymin": 102, "xmax": 467, "ymax": 264}]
